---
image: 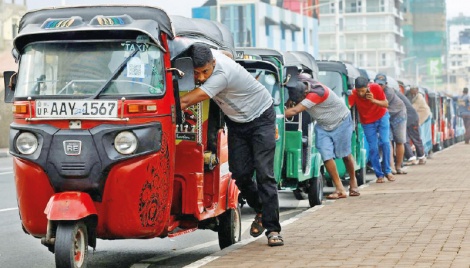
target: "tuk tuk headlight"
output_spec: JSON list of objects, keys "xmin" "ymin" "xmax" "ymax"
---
[
  {"xmin": 16, "ymin": 132, "xmax": 38, "ymax": 155},
  {"xmin": 114, "ymin": 131, "xmax": 138, "ymax": 155}
]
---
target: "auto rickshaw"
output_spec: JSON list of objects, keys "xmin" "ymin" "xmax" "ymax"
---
[
  {"xmin": 3, "ymin": 6, "xmax": 240, "ymax": 267},
  {"xmin": 442, "ymin": 94, "xmax": 456, "ymax": 147},
  {"xmin": 235, "ymin": 47, "xmax": 324, "ymax": 207},
  {"xmin": 424, "ymin": 88, "xmax": 444, "ymax": 152},
  {"xmin": 452, "ymin": 95, "xmax": 466, "ymax": 143},
  {"xmin": 316, "ymin": 61, "xmax": 367, "ymax": 186}
]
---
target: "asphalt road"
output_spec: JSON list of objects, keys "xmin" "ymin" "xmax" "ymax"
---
[{"xmin": 0, "ymin": 155, "xmax": 321, "ymax": 268}]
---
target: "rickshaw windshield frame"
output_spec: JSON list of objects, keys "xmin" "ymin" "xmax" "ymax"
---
[{"xmin": 15, "ymin": 39, "xmax": 166, "ymax": 99}]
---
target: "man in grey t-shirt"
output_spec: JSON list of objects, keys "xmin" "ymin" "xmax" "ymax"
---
[{"xmin": 180, "ymin": 43, "xmax": 283, "ymax": 247}]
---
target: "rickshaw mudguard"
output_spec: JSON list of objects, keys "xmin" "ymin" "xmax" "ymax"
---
[
  {"xmin": 44, "ymin": 192, "xmax": 97, "ymax": 220},
  {"xmin": 226, "ymin": 178, "xmax": 239, "ymax": 210}
]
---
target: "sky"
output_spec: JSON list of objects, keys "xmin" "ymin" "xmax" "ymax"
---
[{"xmin": 15, "ymin": 0, "xmax": 470, "ymax": 19}]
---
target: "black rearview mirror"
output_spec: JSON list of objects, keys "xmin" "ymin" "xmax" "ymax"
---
[
  {"xmin": 284, "ymin": 66, "xmax": 298, "ymax": 87},
  {"xmin": 173, "ymin": 57, "xmax": 195, "ymax": 92},
  {"xmin": 4, "ymin": 71, "xmax": 17, "ymax": 103}
]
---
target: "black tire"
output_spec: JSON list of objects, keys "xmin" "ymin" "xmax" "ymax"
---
[
  {"xmin": 356, "ymin": 166, "xmax": 366, "ymax": 186},
  {"xmin": 308, "ymin": 175, "xmax": 323, "ymax": 207},
  {"xmin": 55, "ymin": 221, "xmax": 88, "ymax": 268},
  {"xmin": 218, "ymin": 207, "xmax": 241, "ymax": 249}
]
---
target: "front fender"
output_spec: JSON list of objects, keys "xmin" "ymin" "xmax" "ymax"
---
[
  {"xmin": 226, "ymin": 179, "xmax": 240, "ymax": 210},
  {"xmin": 44, "ymin": 192, "xmax": 97, "ymax": 220}
]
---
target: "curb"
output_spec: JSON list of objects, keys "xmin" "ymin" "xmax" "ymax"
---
[{"xmin": 0, "ymin": 150, "xmax": 9, "ymax": 158}]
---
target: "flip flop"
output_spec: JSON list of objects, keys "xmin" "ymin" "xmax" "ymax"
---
[
  {"xmin": 250, "ymin": 214, "xmax": 265, "ymax": 237},
  {"xmin": 349, "ymin": 188, "xmax": 360, "ymax": 197},
  {"xmin": 267, "ymin": 232, "xmax": 284, "ymax": 247},
  {"xmin": 386, "ymin": 173, "xmax": 396, "ymax": 181},
  {"xmin": 376, "ymin": 177, "xmax": 385, "ymax": 183},
  {"xmin": 396, "ymin": 169, "xmax": 407, "ymax": 175},
  {"xmin": 326, "ymin": 192, "xmax": 347, "ymax": 199}
]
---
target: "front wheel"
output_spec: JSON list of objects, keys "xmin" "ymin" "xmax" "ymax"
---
[
  {"xmin": 308, "ymin": 175, "xmax": 324, "ymax": 207},
  {"xmin": 55, "ymin": 221, "xmax": 88, "ymax": 268},
  {"xmin": 218, "ymin": 207, "xmax": 241, "ymax": 249}
]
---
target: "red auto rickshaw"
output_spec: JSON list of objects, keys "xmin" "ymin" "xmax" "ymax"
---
[{"xmin": 3, "ymin": 6, "xmax": 240, "ymax": 267}]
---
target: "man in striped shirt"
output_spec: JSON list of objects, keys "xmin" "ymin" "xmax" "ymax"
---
[{"xmin": 285, "ymin": 73, "xmax": 360, "ymax": 199}]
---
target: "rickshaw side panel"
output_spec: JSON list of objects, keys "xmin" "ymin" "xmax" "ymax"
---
[
  {"xmin": 96, "ymin": 126, "xmax": 175, "ymax": 238},
  {"xmin": 14, "ymin": 157, "xmax": 54, "ymax": 237}
]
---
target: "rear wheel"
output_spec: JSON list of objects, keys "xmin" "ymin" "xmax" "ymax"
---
[
  {"xmin": 308, "ymin": 175, "xmax": 324, "ymax": 207},
  {"xmin": 55, "ymin": 221, "xmax": 88, "ymax": 268},
  {"xmin": 356, "ymin": 166, "xmax": 366, "ymax": 186},
  {"xmin": 218, "ymin": 207, "xmax": 241, "ymax": 249}
]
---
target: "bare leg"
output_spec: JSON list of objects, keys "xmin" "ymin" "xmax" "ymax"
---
[
  {"xmin": 342, "ymin": 154, "xmax": 357, "ymax": 189},
  {"xmin": 390, "ymin": 141, "xmax": 396, "ymax": 173},
  {"xmin": 324, "ymin": 159, "xmax": 346, "ymax": 196},
  {"xmin": 395, "ymin": 143, "xmax": 405, "ymax": 172}
]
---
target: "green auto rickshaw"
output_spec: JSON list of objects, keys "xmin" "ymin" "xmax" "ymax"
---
[{"xmin": 316, "ymin": 61, "xmax": 368, "ymax": 186}]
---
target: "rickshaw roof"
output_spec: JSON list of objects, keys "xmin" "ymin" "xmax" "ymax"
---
[
  {"xmin": 317, "ymin": 60, "xmax": 361, "ymax": 79},
  {"xmin": 236, "ymin": 47, "xmax": 284, "ymax": 64},
  {"xmin": 386, "ymin": 76, "xmax": 400, "ymax": 92},
  {"xmin": 284, "ymin": 51, "xmax": 319, "ymax": 79},
  {"xmin": 235, "ymin": 59, "xmax": 280, "ymax": 81},
  {"xmin": 15, "ymin": 5, "xmax": 174, "ymax": 51},
  {"xmin": 170, "ymin": 15, "xmax": 235, "ymax": 58}
]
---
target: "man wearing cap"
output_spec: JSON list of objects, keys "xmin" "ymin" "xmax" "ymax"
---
[
  {"xmin": 457, "ymin": 87, "xmax": 470, "ymax": 144},
  {"xmin": 374, "ymin": 73, "xmax": 406, "ymax": 175},
  {"xmin": 349, "ymin": 76, "xmax": 394, "ymax": 183}
]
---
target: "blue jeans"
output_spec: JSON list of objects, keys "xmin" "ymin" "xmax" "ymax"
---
[{"xmin": 363, "ymin": 112, "xmax": 392, "ymax": 178}]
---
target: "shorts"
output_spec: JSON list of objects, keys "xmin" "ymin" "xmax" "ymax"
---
[
  {"xmin": 315, "ymin": 115, "xmax": 353, "ymax": 161},
  {"xmin": 390, "ymin": 116, "xmax": 407, "ymax": 143}
]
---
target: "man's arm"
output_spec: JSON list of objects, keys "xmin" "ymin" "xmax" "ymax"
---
[
  {"xmin": 180, "ymin": 88, "xmax": 211, "ymax": 110},
  {"xmin": 368, "ymin": 96, "xmax": 388, "ymax": 108},
  {"xmin": 285, "ymin": 102, "xmax": 308, "ymax": 118}
]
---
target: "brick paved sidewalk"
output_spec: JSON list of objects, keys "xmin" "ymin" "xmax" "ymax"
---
[{"xmin": 203, "ymin": 143, "xmax": 470, "ymax": 267}]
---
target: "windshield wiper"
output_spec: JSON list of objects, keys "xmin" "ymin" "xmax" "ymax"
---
[{"xmin": 90, "ymin": 49, "xmax": 139, "ymax": 99}]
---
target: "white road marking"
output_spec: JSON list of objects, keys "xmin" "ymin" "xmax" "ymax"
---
[
  {"xmin": 0, "ymin": 171, "xmax": 13, "ymax": 175},
  {"xmin": 0, "ymin": 207, "xmax": 18, "ymax": 213}
]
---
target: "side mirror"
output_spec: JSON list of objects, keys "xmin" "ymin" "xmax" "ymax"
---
[
  {"xmin": 284, "ymin": 66, "xmax": 298, "ymax": 87},
  {"xmin": 4, "ymin": 71, "xmax": 17, "ymax": 103},
  {"xmin": 173, "ymin": 57, "xmax": 195, "ymax": 92}
]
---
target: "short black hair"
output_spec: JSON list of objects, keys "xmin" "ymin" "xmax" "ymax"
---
[
  {"xmin": 190, "ymin": 43, "xmax": 213, "ymax": 68},
  {"xmin": 464, "ymin": 87, "xmax": 468, "ymax": 94},
  {"xmin": 355, "ymin": 76, "xmax": 369, "ymax": 88}
]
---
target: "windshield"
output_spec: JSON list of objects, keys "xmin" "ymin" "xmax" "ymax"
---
[
  {"xmin": 318, "ymin": 71, "xmax": 344, "ymax": 98},
  {"xmin": 15, "ymin": 40, "xmax": 165, "ymax": 98},
  {"xmin": 248, "ymin": 69, "xmax": 281, "ymax": 106}
]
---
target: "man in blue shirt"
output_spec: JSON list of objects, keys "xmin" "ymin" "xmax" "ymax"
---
[{"xmin": 457, "ymin": 87, "xmax": 470, "ymax": 144}]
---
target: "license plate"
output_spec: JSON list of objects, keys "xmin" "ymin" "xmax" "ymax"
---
[{"xmin": 36, "ymin": 100, "xmax": 118, "ymax": 118}]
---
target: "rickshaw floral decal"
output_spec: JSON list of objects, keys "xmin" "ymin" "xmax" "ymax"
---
[{"xmin": 138, "ymin": 133, "xmax": 171, "ymax": 227}]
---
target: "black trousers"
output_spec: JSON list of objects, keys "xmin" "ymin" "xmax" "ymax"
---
[
  {"xmin": 406, "ymin": 121, "xmax": 425, "ymax": 158},
  {"xmin": 225, "ymin": 105, "xmax": 281, "ymax": 235}
]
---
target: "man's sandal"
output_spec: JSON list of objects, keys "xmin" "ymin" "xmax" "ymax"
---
[
  {"xmin": 386, "ymin": 173, "xmax": 396, "ymax": 181},
  {"xmin": 267, "ymin": 232, "xmax": 284, "ymax": 247},
  {"xmin": 349, "ymin": 188, "xmax": 360, "ymax": 197},
  {"xmin": 376, "ymin": 177, "xmax": 385, "ymax": 183},
  {"xmin": 250, "ymin": 214, "xmax": 265, "ymax": 237}
]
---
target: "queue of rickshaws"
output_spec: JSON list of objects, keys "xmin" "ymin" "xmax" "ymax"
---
[
  {"xmin": 235, "ymin": 47, "xmax": 324, "ymax": 207},
  {"xmin": 3, "ymin": 5, "xmax": 242, "ymax": 267},
  {"xmin": 3, "ymin": 4, "xmax": 469, "ymax": 268}
]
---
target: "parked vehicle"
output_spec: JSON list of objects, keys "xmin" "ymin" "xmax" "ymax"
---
[
  {"xmin": 236, "ymin": 47, "xmax": 324, "ymax": 207},
  {"xmin": 424, "ymin": 88, "xmax": 444, "ymax": 152},
  {"xmin": 452, "ymin": 95, "xmax": 466, "ymax": 142},
  {"xmin": 316, "ymin": 61, "xmax": 367, "ymax": 186},
  {"xmin": 3, "ymin": 6, "xmax": 241, "ymax": 267},
  {"xmin": 442, "ymin": 94, "xmax": 456, "ymax": 147}
]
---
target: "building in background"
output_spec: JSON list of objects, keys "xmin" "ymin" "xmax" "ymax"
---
[
  {"xmin": 192, "ymin": 0, "xmax": 319, "ymax": 58},
  {"xmin": 446, "ymin": 15, "xmax": 470, "ymax": 92},
  {"xmin": 316, "ymin": 0, "xmax": 405, "ymax": 78},
  {"xmin": 402, "ymin": 0, "xmax": 446, "ymax": 89}
]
